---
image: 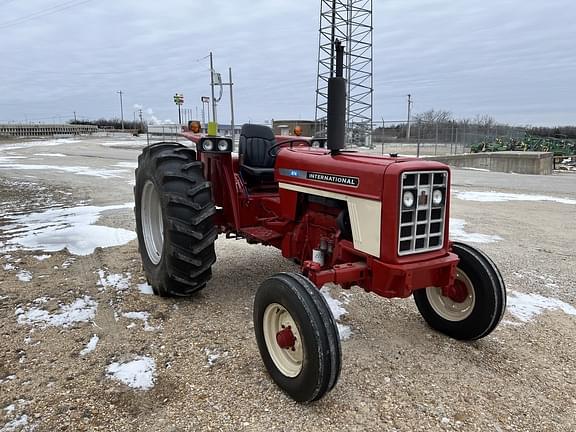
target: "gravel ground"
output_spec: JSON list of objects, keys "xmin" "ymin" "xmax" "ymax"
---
[{"xmin": 1, "ymin": 135, "xmax": 575, "ymax": 431}]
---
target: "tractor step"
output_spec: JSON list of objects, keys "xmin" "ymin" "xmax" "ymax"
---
[{"xmin": 241, "ymin": 226, "xmax": 283, "ymax": 244}]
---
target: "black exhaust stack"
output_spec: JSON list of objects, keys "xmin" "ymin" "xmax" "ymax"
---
[{"xmin": 327, "ymin": 40, "xmax": 346, "ymax": 154}]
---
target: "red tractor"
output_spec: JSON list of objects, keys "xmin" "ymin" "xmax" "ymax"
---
[{"xmin": 134, "ymin": 41, "xmax": 506, "ymax": 403}]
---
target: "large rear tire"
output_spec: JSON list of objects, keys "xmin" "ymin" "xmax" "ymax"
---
[
  {"xmin": 413, "ymin": 242, "xmax": 506, "ymax": 340},
  {"xmin": 253, "ymin": 273, "xmax": 341, "ymax": 403},
  {"xmin": 134, "ymin": 142, "xmax": 217, "ymax": 296}
]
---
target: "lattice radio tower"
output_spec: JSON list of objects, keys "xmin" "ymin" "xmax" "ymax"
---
[{"xmin": 315, "ymin": 0, "xmax": 373, "ymax": 146}]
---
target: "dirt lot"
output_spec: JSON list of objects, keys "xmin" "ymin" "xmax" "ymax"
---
[{"xmin": 1, "ymin": 135, "xmax": 575, "ymax": 431}]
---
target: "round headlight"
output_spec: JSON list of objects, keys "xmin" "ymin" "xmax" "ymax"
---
[
  {"xmin": 432, "ymin": 189, "xmax": 443, "ymax": 205},
  {"xmin": 217, "ymin": 139, "xmax": 229, "ymax": 151},
  {"xmin": 403, "ymin": 191, "xmax": 415, "ymax": 208},
  {"xmin": 311, "ymin": 140, "xmax": 320, "ymax": 147},
  {"xmin": 202, "ymin": 139, "xmax": 214, "ymax": 151}
]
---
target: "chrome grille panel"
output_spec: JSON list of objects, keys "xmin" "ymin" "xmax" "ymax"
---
[{"xmin": 398, "ymin": 171, "xmax": 447, "ymax": 256}]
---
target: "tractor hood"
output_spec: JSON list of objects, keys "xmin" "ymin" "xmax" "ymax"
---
[{"xmin": 275, "ymin": 147, "xmax": 431, "ymax": 200}]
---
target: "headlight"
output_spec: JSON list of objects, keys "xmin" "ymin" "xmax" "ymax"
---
[
  {"xmin": 432, "ymin": 189, "xmax": 443, "ymax": 205},
  {"xmin": 218, "ymin": 139, "xmax": 230, "ymax": 151},
  {"xmin": 202, "ymin": 139, "xmax": 214, "ymax": 151},
  {"xmin": 403, "ymin": 191, "xmax": 415, "ymax": 208}
]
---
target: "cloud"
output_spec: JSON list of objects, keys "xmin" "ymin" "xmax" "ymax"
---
[{"xmin": 0, "ymin": 0, "xmax": 574, "ymax": 126}]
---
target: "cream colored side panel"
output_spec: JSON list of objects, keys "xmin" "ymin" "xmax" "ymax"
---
[{"xmin": 279, "ymin": 182, "xmax": 382, "ymax": 257}]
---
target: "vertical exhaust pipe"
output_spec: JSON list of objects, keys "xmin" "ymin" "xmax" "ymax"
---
[{"xmin": 327, "ymin": 40, "xmax": 346, "ymax": 154}]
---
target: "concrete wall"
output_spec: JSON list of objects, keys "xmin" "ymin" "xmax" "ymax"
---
[
  {"xmin": 0, "ymin": 124, "xmax": 98, "ymax": 137},
  {"xmin": 426, "ymin": 151, "xmax": 554, "ymax": 175}
]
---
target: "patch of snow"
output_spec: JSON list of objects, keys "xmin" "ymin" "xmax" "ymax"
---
[
  {"xmin": 33, "ymin": 296, "xmax": 49, "ymax": 304},
  {"xmin": 97, "ymin": 270, "xmax": 131, "ymax": 292},
  {"xmin": 16, "ymin": 296, "xmax": 98, "ymax": 328},
  {"xmin": 114, "ymin": 161, "xmax": 138, "ymax": 169},
  {"xmin": 105, "ymin": 356, "xmax": 156, "ymax": 390},
  {"xmin": 80, "ymin": 335, "xmax": 100, "ymax": 356},
  {"xmin": 0, "ymin": 162, "xmax": 129, "ymax": 179},
  {"xmin": 320, "ymin": 286, "xmax": 352, "ymax": 340},
  {"xmin": 459, "ymin": 167, "xmax": 490, "ymax": 172},
  {"xmin": 3, "ymin": 263, "xmax": 15, "ymax": 271},
  {"xmin": 0, "ymin": 138, "xmax": 78, "ymax": 152},
  {"xmin": 449, "ymin": 218, "xmax": 502, "ymax": 244},
  {"xmin": 34, "ymin": 254, "xmax": 51, "ymax": 261},
  {"xmin": 0, "ymin": 375, "xmax": 16, "ymax": 385},
  {"xmin": 454, "ymin": 191, "xmax": 576, "ymax": 205},
  {"xmin": 320, "ymin": 287, "xmax": 347, "ymax": 320},
  {"xmin": 61, "ymin": 258, "xmax": 75, "ymax": 269},
  {"xmin": 122, "ymin": 311, "xmax": 156, "ymax": 331},
  {"xmin": 3, "ymin": 404, "xmax": 15, "ymax": 414},
  {"xmin": 33, "ymin": 153, "xmax": 67, "ymax": 157},
  {"xmin": 0, "ymin": 203, "xmax": 136, "ymax": 256},
  {"xmin": 137, "ymin": 282, "xmax": 154, "ymax": 295},
  {"xmin": 204, "ymin": 347, "xmax": 228, "ymax": 367},
  {"xmin": 16, "ymin": 270, "xmax": 32, "ymax": 282},
  {"xmin": 507, "ymin": 290, "xmax": 576, "ymax": 323},
  {"xmin": 0, "ymin": 414, "xmax": 29, "ymax": 431},
  {"xmin": 0, "ymin": 157, "xmax": 28, "ymax": 163},
  {"xmin": 100, "ymin": 140, "xmax": 149, "ymax": 149}
]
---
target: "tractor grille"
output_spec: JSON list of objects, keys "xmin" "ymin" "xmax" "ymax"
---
[{"xmin": 398, "ymin": 171, "xmax": 448, "ymax": 256}]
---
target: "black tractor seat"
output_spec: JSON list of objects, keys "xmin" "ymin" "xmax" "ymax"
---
[{"xmin": 239, "ymin": 124, "xmax": 278, "ymax": 185}]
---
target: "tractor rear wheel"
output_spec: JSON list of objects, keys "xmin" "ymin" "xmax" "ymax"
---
[
  {"xmin": 134, "ymin": 142, "xmax": 217, "ymax": 296},
  {"xmin": 413, "ymin": 242, "xmax": 506, "ymax": 340},
  {"xmin": 253, "ymin": 272, "xmax": 341, "ymax": 403}
]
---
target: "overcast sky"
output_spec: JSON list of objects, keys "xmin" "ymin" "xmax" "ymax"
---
[{"xmin": 1, "ymin": 0, "xmax": 574, "ymax": 126}]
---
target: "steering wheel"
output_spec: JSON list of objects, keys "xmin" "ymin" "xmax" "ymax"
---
[{"xmin": 267, "ymin": 139, "xmax": 311, "ymax": 158}]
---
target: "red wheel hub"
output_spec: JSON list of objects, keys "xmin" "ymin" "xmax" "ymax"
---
[
  {"xmin": 447, "ymin": 279, "xmax": 469, "ymax": 303},
  {"xmin": 276, "ymin": 326, "xmax": 296, "ymax": 349}
]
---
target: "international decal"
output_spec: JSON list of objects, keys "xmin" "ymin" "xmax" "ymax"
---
[{"xmin": 306, "ymin": 172, "xmax": 359, "ymax": 187}]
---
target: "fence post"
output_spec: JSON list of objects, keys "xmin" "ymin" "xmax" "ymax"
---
[
  {"xmin": 434, "ymin": 122, "xmax": 439, "ymax": 155},
  {"xmin": 417, "ymin": 120, "xmax": 421, "ymax": 158}
]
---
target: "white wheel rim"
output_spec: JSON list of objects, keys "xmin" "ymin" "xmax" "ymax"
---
[
  {"xmin": 426, "ymin": 269, "xmax": 476, "ymax": 322},
  {"xmin": 141, "ymin": 180, "xmax": 164, "ymax": 265},
  {"xmin": 263, "ymin": 303, "xmax": 303, "ymax": 378}
]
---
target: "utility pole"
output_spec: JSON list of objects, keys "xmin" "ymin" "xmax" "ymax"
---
[
  {"xmin": 406, "ymin": 94, "xmax": 412, "ymax": 141},
  {"xmin": 138, "ymin": 109, "xmax": 143, "ymax": 131},
  {"xmin": 228, "ymin": 67, "xmax": 235, "ymax": 141},
  {"xmin": 210, "ymin": 52, "xmax": 217, "ymax": 125},
  {"xmin": 117, "ymin": 91, "xmax": 124, "ymax": 130},
  {"xmin": 73, "ymin": 111, "xmax": 77, "ymax": 122}
]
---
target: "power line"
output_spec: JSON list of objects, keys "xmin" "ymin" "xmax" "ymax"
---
[{"xmin": 0, "ymin": 0, "xmax": 94, "ymax": 30}]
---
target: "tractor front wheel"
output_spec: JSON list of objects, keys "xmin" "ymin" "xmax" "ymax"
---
[
  {"xmin": 134, "ymin": 142, "xmax": 217, "ymax": 296},
  {"xmin": 413, "ymin": 242, "xmax": 506, "ymax": 340},
  {"xmin": 253, "ymin": 273, "xmax": 341, "ymax": 403}
]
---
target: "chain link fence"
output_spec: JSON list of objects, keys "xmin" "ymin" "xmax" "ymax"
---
[{"xmin": 365, "ymin": 121, "xmax": 527, "ymax": 157}]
